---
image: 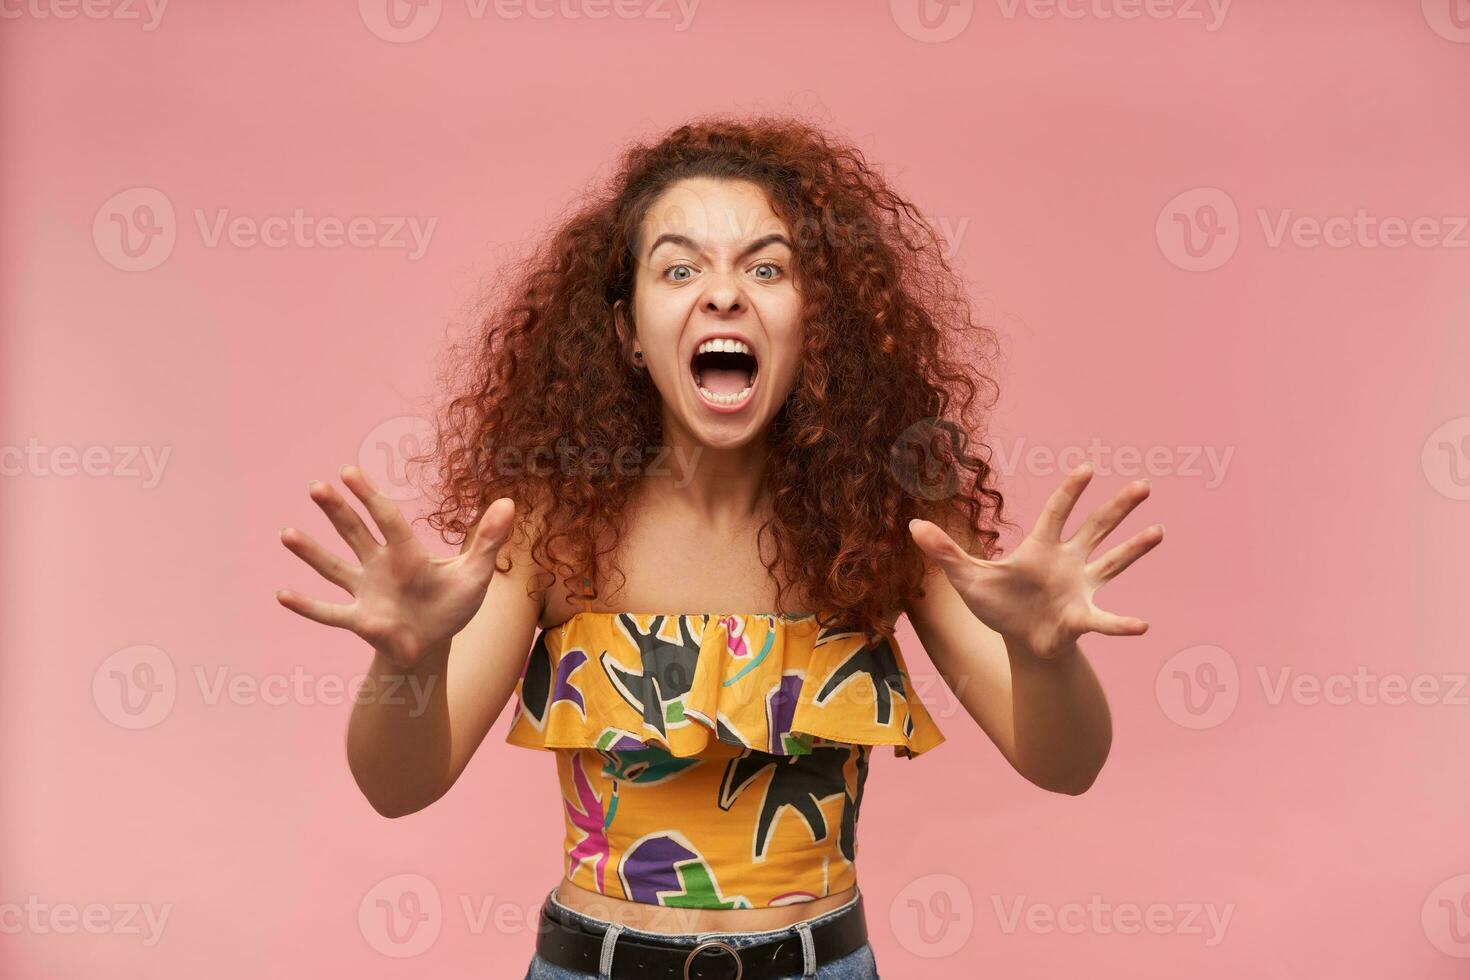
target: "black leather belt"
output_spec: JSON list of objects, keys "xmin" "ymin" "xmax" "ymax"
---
[{"xmin": 535, "ymin": 893, "xmax": 868, "ymax": 979}]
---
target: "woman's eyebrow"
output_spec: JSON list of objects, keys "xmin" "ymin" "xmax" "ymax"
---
[{"xmin": 646, "ymin": 232, "xmax": 793, "ymax": 261}]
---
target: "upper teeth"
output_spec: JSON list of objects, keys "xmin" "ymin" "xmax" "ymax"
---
[{"xmin": 697, "ymin": 338, "xmax": 752, "ymax": 356}]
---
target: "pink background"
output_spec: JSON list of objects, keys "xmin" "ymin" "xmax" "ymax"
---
[{"xmin": 3, "ymin": 2, "xmax": 1468, "ymax": 977}]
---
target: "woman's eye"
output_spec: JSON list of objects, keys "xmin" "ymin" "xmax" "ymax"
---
[
  {"xmin": 665, "ymin": 264, "xmax": 694, "ymax": 282},
  {"xmin": 752, "ymin": 262, "xmax": 783, "ymax": 281}
]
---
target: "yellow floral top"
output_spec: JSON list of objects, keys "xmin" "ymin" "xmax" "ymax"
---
[{"xmin": 505, "ymin": 611, "xmax": 945, "ymax": 909}]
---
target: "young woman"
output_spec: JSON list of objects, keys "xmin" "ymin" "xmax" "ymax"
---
[{"xmin": 276, "ymin": 116, "xmax": 1162, "ymax": 979}]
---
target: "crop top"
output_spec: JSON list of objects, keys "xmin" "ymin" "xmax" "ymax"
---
[{"xmin": 504, "ymin": 609, "xmax": 945, "ymax": 909}]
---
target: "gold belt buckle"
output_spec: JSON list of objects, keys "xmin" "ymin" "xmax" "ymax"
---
[{"xmin": 683, "ymin": 938, "xmax": 743, "ymax": 979}]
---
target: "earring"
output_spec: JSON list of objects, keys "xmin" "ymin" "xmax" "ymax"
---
[{"xmin": 632, "ymin": 349, "xmax": 645, "ymax": 366}]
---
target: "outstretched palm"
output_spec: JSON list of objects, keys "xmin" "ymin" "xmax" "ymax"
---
[
  {"xmin": 909, "ymin": 463, "xmax": 1163, "ymax": 659},
  {"xmin": 276, "ymin": 465, "xmax": 515, "ymax": 671}
]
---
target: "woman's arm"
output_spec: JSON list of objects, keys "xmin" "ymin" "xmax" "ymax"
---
[
  {"xmin": 905, "ymin": 464, "xmax": 1162, "ymax": 795},
  {"xmin": 344, "ymin": 527, "xmax": 543, "ymax": 817},
  {"xmin": 906, "ymin": 559, "xmax": 1112, "ymax": 795},
  {"xmin": 278, "ymin": 466, "xmax": 544, "ymax": 818}
]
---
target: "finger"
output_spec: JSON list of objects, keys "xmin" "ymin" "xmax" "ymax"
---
[
  {"xmin": 275, "ymin": 588, "xmax": 356, "ymax": 630},
  {"xmin": 1032, "ymin": 464, "xmax": 1094, "ymax": 542},
  {"xmin": 1067, "ymin": 478, "xmax": 1151, "ymax": 556},
  {"xmin": 908, "ymin": 517, "xmax": 983, "ymax": 581},
  {"xmin": 340, "ymin": 465, "xmax": 415, "ymax": 547},
  {"xmin": 464, "ymin": 497, "xmax": 516, "ymax": 575},
  {"xmin": 308, "ymin": 480, "xmax": 381, "ymax": 560},
  {"xmin": 280, "ymin": 526, "xmax": 361, "ymax": 594},
  {"xmin": 1085, "ymin": 604, "xmax": 1149, "ymax": 636},
  {"xmin": 1087, "ymin": 524, "xmax": 1164, "ymax": 582}
]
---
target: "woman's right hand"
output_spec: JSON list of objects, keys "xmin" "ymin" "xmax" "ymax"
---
[{"xmin": 276, "ymin": 465, "xmax": 515, "ymax": 673}]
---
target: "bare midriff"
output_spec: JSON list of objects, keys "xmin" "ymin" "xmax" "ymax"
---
[{"xmin": 553, "ymin": 877, "xmax": 858, "ymax": 935}]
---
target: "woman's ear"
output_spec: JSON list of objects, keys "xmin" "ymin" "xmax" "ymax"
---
[{"xmin": 612, "ymin": 299, "xmax": 642, "ymax": 369}]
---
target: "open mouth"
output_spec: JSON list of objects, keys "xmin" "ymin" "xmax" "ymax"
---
[{"xmin": 689, "ymin": 338, "xmax": 759, "ymax": 411}]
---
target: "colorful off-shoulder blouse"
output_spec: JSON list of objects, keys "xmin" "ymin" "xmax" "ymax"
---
[{"xmin": 504, "ymin": 610, "xmax": 945, "ymax": 909}]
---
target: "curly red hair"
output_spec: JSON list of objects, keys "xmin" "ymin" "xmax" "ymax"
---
[{"xmin": 418, "ymin": 112, "xmax": 1009, "ymax": 642}]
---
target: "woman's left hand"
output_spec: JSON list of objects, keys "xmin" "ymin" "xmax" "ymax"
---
[{"xmin": 908, "ymin": 463, "xmax": 1164, "ymax": 660}]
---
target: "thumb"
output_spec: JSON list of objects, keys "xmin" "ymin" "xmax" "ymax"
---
[
  {"xmin": 465, "ymin": 497, "xmax": 516, "ymax": 572},
  {"xmin": 908, "ymin": 518, "xmax": 978, "ymax": 577}
]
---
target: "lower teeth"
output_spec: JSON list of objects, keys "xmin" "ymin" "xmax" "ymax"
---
[{"xmin": 696, "ymin": 380, "xmax": 753, "ymax": 405}]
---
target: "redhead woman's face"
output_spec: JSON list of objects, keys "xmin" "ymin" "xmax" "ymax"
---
[{"xmin": 623, "ymin": 177, "xmax": 803, "ymax": 449}]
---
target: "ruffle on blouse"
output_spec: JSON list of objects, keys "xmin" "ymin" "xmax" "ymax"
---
[{"xmin": 505, "ymin": 611, "xmax": 945, "ymax": 759}]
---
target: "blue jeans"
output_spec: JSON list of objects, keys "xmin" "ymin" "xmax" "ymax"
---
[{"xmin": 524, "ymin": 886, "xmax": 881, "ymax": 979}]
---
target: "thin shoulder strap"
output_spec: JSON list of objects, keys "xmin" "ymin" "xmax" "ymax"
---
[{"xmin": 580, "ymin": 575, "xmax": 592, "ymax": 614}]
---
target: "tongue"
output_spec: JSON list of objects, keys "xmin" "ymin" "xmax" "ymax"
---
[{"xmin": 699, "ymin": 366, "xmax": 751, "ymax": 395}]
